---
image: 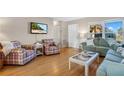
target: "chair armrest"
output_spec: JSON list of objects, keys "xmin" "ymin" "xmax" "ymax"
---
[
  {"xmin": 10, "ymin": 48, "xmax": 27, "ymax": 60},
  {"xmin": 106, "ymin": 62, "xmax": 124, "ymax": 76},
  {"xmin": 54, "ymin": 42, "xmax": 60, "ymax": 48},
  {"xmin": 21, "ymin": 44, "xmax": 35, "ymax": 50},
  {"xmin": 80, "ymin": 42, "xmax": 87, "ymax": 50},
  {"xmin": 81, "ymin": 42, "xmax": 87, "ymax": 46},
  {"xmin": 107, "ymin": 49, "xmax": 123, "ymax": 59}
]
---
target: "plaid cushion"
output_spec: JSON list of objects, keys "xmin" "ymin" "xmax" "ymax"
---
[
  {"xmin": 11, "ymin": 41, "xmax": 21, "ymax": 48},
  {"xmin": 42, "ymin": 39, "xmax": 54, "ymax": 45},
  {"xmin": 26, "ymin": 50, "xmax": 35, "ymax": 57}
]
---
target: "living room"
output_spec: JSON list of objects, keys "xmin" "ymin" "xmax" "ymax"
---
[
  {"xmin": 0, "ymin": 17, "xmax": 124, "ymax": 76},
  {"xmin": 1, "ymin": 0, "xmax": 124, "ymax": 93}
]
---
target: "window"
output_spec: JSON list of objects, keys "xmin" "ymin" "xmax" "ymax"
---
[{"xmin": 105, "ymin": 20, "xmax": 123, "ymax": 42}]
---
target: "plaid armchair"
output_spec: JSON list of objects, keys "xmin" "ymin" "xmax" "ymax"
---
[
  {"xmin": 0, "ymin": 41, "xmax": 36, "ymax": 65},
  {"xmin": 42, "ymin": 39, "xmax": 60, "ymax": 55}
]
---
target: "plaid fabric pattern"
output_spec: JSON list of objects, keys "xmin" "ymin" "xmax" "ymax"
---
[
  {"xmin": 43, "ymin": 39, "xmax": 54, "ymax": 44},
  {"xmin": 0, "ymin": 50, "xmax": 5, "ymax": 62},
  {"xmin": 42, "ymin": 39, "xmax": 60, "ymax": 55},
  {"xmin": 0, "ymin": 41, "xmax": 36, "ymax": 65},
  {"xmin": 4, "ymin": 48, "xmax": 36, "ymax": 65},
  {"xmin": 11, "ymin": 41, "xmax": 21, "ymax": 48}
]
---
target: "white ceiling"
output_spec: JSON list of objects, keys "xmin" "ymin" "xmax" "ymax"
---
[{"xmin": 53, "ymin": 17, "xmax": 84, "ymax": 22}]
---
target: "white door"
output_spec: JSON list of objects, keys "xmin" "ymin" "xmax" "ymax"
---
[{"xmin": 68, "ymin": 24, "xmax": 79, "ymax": 48}]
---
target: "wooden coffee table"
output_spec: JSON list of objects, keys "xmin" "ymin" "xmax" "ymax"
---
[{"xmin": 69, "ymin": 51, "xmax": 99, "ymax": 76}]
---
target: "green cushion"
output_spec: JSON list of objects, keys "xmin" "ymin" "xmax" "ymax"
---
[
  {"xmin": 97, "ymin": 59, "xmax": 124, "ymax": 76},
  {"xmin": 95, "ymin": 46, "xmax": 109, "ymax": 56},
  {"xmin": 96, "ymin": 59, "xmax": 109, "ymax": 76},
  {"xmin": 93, "ymin": 38, "xmax": 109, "ymax": 47},
  {"xmin": 107, "ymin": 62, "xmax": 124, "ymax": 76},
  {"xmin": 84, "ymin": 45, "xmax": 96, "ymax": 51},
  {"xmin": 93, "ymin": 38, "xmax": 99, "ymax": 46},
  {"xmin": 105, "ymin": 54, "xmax": 123, "ymax": 63},
  {"xmin": 99, "ymin": 38, "xmax": 109, "ymax": 47}
]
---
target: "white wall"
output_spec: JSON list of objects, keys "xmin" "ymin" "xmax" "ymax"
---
[
  {"xmin": 0, "ymin": 17, "xmax": 54, "ymax": 44},
  {"xmin": 53, "ymin": 21, "xmax": 68, "ymax": 48}
]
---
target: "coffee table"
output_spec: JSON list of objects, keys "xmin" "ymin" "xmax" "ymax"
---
[{"xmin": 69, "ymin": 51, "xmax": 99, "ymax": 76}]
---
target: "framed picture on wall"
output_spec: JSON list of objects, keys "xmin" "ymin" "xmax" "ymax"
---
[
  {"xmin": 90, "ymin": 24, "xmax": 102, "ymax": 33},
  {"xmin": 30, "ymin": 22, "xmax": 48, "ymax": 34},
  {"xmin": 89, "ymin": 24, "xmax": 103, "ymax": 38}
]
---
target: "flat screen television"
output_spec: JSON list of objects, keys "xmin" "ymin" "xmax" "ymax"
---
[{"xmin": 31, "ymin": 22, "xmax": 48, "ymax": 34}]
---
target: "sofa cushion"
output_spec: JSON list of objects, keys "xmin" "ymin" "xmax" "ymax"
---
[
  {"xmin": 105, "ymin": 54, "xmax": 122, "ymax": 63},
  {"xmin": 11, "ymin": 41, "xmax": 21, "ymax": 48},
  {"xmin": 107, "ymin": 49, "xmax": 123, "ymax": 58},
  {"xmin": 95, "ymin": 46, "xmax": 109, "ymax": 56},
  {"xmin": 26, "ymin": 50, "xmax": 34, "ymax": 57},
  {"xmin": 11, "ymin": 48, "xmax": 25, "ymax": 53},
  {"xmin": 107, "ymin": 62, "xmax": 124, "ymax": 76},
  {"xmin": 96, "ymin": 59, "xmax": 110, "ymax": 76},
  {"xmin": 93, "ymin": 38, "xmax": 99, "ymax": 46},
  {"xmin": 105, "ymin": 50, "xmax": 123, "ymax": 63},
  {"xmin": 97, "ymin": 59, "xmax": 123, "ymax": 76},
  {"xmin": 99, "ymin": 38, "xmax": 109, "ymax": 47},
  {"xmin": 106, "ymin": 38, "xmax": 117, "ymax": 46},
  {"xmin": 93, "ymin": 38, "xmax": 109, "ymax": 47},
  {"xmin": 84, "ymin": 45, "xmax": 96, "ymax": 51}
]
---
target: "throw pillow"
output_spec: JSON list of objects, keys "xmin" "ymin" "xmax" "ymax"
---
[
  {"xmin": 116, "ymin": 47, "xmax": 124, "ymax": 53},
  {"xmin": 0, "ymin": 41, "xmax": 14, "ymax": 56},
  {"xmin": 86, "ymin": 39, "xmax": 94, "ymax": 46},
  {"xmin": 106, "ymin": 38, "xmax": 117, "ymax": 46},
  {"xmin": 116, "ymin": 47, "xmax": 124, "ymax": 57}
]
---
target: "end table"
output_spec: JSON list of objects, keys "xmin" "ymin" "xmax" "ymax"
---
[{"xmin": 34, "ymin": 43, "xmax": 43, "ymax": 56}]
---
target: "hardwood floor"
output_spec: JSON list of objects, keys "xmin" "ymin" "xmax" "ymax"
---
[{"xmin": 0, "ymin": 48, "xmax": 104, "ymax": 76}]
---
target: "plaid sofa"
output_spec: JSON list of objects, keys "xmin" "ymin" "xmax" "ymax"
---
[
  {"xmin": 42, "ymin": 39, "xmax": 60, "ymax": 55},
  {"xmin": 0, "ymin": 41, "xmax": 36, "ymax": 65}
]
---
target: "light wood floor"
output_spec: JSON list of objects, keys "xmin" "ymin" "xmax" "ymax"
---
[{"xmin": 0, "ymin": 48, "xmax": 104, "ymax": 76}]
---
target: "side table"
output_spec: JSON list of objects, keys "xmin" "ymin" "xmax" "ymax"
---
[{"xmin": 34, "ymin": 43, "xmax": 43, "ymax": 56}]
